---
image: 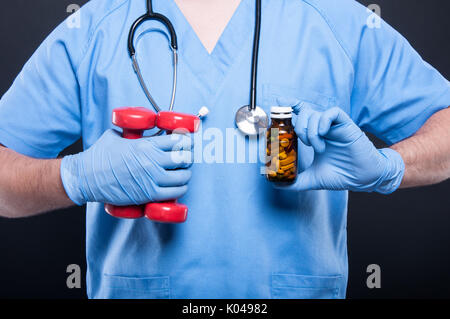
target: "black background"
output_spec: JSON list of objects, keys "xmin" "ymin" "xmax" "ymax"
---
[{"xmin": 0, "ymin": 0, "xmax": 449, "ymax": 299}]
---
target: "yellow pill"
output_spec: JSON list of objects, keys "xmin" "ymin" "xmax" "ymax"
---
[
  {"xmin": 280, "ymin": 155, "xmax": 295, "ymax": 166},
  {"xmin": 281, "ymin": 163, "xmax": 295, "ymax": 170},
  {"xmin": 280, "ymin": 139, "xmax": 289, "ymax": 147},
  {"xmin": 279, "ymin": 134, "xmax": 293, "ymax": 139},
  {"xmin": 268, "ymin": 170, "xmax": 277, "ymax": 178}
]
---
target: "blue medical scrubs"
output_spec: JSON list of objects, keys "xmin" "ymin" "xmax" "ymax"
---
[{"xmin": 0, "ymin": 0, "xmax": 449, "ymax": 298}]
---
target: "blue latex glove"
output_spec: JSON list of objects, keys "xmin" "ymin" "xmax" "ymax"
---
[
  {"xmin": 276, "ymin": 105, "xmax": 405, "ymax": 194},
  {"xmin": 60, "ymin": 129, "xmax": 193, "ymax": 205}
]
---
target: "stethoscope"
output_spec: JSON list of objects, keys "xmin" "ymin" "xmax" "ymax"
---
[{"xmin": 128, "ymin": 0, "xmax": 268, "ymax": 136}]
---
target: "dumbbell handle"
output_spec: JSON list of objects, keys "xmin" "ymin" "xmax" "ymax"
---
[
  {"xmin": 144, "ymin": 111, "xmax": 201, "ymax": 223},
  {"xmin": 123, "ymin": 129, "xmax": 145, "ymax": 139},
  {"xmin": 105, "ymin": 107, "xmax": 156, "ymax": 219}
]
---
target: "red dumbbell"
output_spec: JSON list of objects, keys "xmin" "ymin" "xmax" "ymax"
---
[
  {"xmin": 144, "ymin": 111, "xmax": 201, "ymax": 223},
  {"xmin": 104, "ymin": 107, "xmax": 157, "ymax": 219}
]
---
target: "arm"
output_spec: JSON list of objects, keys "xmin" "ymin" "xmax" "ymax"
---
[
  {"xmin": 0, "ymin": 131, "xmax": 193, "ymax": 219},
  {"xmin": 277, "ymin": 105, "xmax": 449, "ymax": 194},
  {"xmin": 0, "ymin": 146, "xmax": 73, "ymax": 218},
  {"xmin": 391, "ymin": 107, "xmax": 450, "ymax": 188}
]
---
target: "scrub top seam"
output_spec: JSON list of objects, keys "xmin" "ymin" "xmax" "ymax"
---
[
  {"xmin": 300, "ymin": 0, "xmax": 357, "ymax": 118},
  {"xmin": 75, "ymin": 0, "xmax": 130, "ymax": 76},
  {"xmin": 0, "ymin": 127, "xmax": 58, "ymax": 158},
  {"xmin": 204, "ymin": 0, "xmax": 270, "ymax": 104},
  {"xmin": 209, "ymin": 36, "xmax": 254, "ymax": 105},
  {"xmin": 178, "ymin": 52, "xmax": 212, "ymax": 96},
  {"xmin": 171, "ymin": 0, "xmax": 256, "ymax": 98},
  {"xmin": 382, "ymin": 87, "xmax": 450, "ymax": 144},
  {"xmin": 301, "ymin": 0, "xmax": 355, "ymax": 74}
]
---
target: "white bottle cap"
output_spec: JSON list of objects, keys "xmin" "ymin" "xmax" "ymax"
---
[{"xmin": 270, "ymin": 106, "xmax": 293, "ymax": 118}]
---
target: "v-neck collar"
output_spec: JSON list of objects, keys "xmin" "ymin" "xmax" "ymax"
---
[{"xmin": 153, "ymin": 0, "xmax": 258, "ymax": 97}]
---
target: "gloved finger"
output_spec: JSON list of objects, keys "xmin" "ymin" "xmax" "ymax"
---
[
  {"xmin": 139, "ymin": 147, "xmax": 193, "ymax": 171},
  {"xmin": 156, "ymin": 169, "xmax": 192, "ymax": 187},
  {"xmin": 146, "ymin": 134, "xmax": 192, "ymax": 152},
  {"xmin": 273, "ymin": 167, "xmax": 319, "ymax": 191},
  {"xmin": 133, "ymin": 163, "xmax": 190, "ymax": 198},
  {"xmin": 318, "ymin": 107, "xmax": 351, "ymax": 136},
  {"xmin": 291, "ymin": 101, "xmax": 304, "ymax": 115},
  {"xmin": 276, "ymin": 97, "xmax": 303, "ymax": 114},
  {"xmin": 171, "ymin": 133, "xmax": 193, "ymax": 151},
  {"xmin": 161, "ymin": 150, "xmax": 194, "ymax": 169},
  {"xmin": 307, "ymin": 112, "xmax": 326, "ymax": 153},
  {"xmin": 152, "ymin": 185, "xmax": 189, "ymax": 202},
  {"xmin": 295, "ymin": 105, "xmax": 313, "ymax": 146},
  {"xmin": 318, "ymin": 107, "xmax": 362, "ymax": 143},
  {"xmin": 294, "ymin": 168, "xmax": 321, "ymax": 190}
]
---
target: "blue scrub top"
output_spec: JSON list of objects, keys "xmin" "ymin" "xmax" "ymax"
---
[{"xmin": 0, "ymin": 0, "xmax": 449, "ymax": 299}]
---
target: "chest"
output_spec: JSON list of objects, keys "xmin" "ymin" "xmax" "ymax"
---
[
  {"xmin": 174, "ymin": 0, "xmax": 242, "ymax": 54},
  {"xmin": 77, "ymin": 0, "xmax": 354, "ymax": 146}
]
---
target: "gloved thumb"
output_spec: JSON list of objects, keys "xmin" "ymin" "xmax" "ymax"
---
[
  {"xmin": 292, "ymin": 167, "xmax": 320, "ymax": 191},
  {"xmin": 273, "ymin": 167, "xmax": 319, "ymax": 191}
]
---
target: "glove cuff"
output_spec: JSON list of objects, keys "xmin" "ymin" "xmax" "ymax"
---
[
  {"xmin": 60, "ymin": 155, "xmax": 87, "ymax": 206},
  {"xmin": 374, "ymin": 148, "xmax": 405, "ymax": 195}
]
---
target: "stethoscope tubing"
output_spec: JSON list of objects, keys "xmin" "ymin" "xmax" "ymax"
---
[
  {"xmin": 128, "ymin": 0, "xmax": 263, "ymax": 131},
  {"xmin": 128, "ymin": 0, "xmax": 178, "ymax": 113},
  {"xmin": 250, "ymin": 0, "xmax": 262, "ymax": 111}
]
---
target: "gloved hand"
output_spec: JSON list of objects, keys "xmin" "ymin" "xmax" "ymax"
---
[
  {"xmin": 275, "ymin": 105, "xmax": 405, "ymax": 194},
  {"xmin": 60, "ymin": 129, "xmax": 193, "ymax": 206}
]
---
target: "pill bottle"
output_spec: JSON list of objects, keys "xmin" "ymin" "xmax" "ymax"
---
[{"xmin": 266, "ymin": 106, "xmax": 298, "ymax": 183}]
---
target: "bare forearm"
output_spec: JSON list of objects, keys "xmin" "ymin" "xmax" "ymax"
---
[
  {"xmin": 391, "ymin": 107, "xmax": 450, "ymax": 188},
  {"xmin": 0, "ymin": 147, "xmax": 74, "ymax": 218}
]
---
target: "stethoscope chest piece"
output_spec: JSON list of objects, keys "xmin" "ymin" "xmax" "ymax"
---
[{"xmin": 235, "ymin": 105, "xmax": 269, "ymax": 135}]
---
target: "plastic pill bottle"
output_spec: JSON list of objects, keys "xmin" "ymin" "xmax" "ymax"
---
[{"xmin": 265, "ymin": 106, "xmax": 298, "ymax": 183}]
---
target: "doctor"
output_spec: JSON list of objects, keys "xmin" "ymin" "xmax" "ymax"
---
[{"xmin": 0, "ymin": 0, "xmax": 449, "ymax": 299}]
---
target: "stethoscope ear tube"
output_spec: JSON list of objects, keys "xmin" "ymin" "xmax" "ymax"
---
[
  {"xmin": 131, "ymin": 55, "xmax": 162, "ymax": 112},
  {"xmin": 128, "ymin": 13, "xmax": 178, "ymax": 57},
  {"xmin": 128, "ymin": 0, "xmax": 178, "ymax": 56},
  {"xmin": 130, "ymin": 49, "xmax": 178, "ymax": 114},
  {"xmin": 128, "ymin": 1, "xmax": 179, "ymax": 113}
]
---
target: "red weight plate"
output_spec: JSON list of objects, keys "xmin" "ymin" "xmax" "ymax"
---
[
  {"xmin": 156, "ymin": 111, "xmax": 200, "ymax": 133},
  {"xmin": 113, "ymin": 107, "xmax": 156, "ymax": 130},
  {"xmin": 105, "ymin": 204, "xmax": 145, "ymax": 219},
  {"xmin": 144, "ymin": 201, "xmax": 188, "ymax": 223}
]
